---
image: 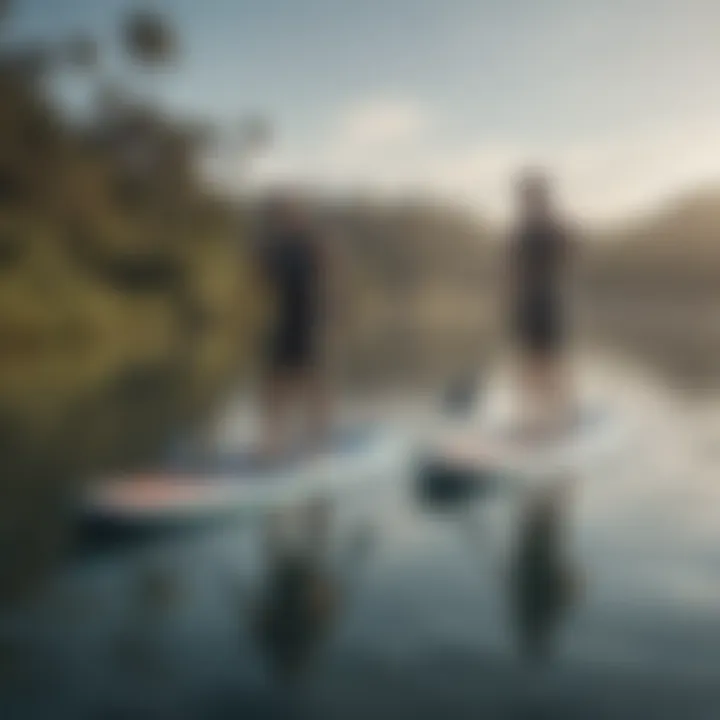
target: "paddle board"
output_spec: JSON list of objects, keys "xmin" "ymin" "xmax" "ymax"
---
[
  {"xmin": 422, "ymin": 403, "xmax": 626, "ymax": 490},
  {"xmin": 83, "ymin": 425, "xmax": 408, "ymax": 529}
]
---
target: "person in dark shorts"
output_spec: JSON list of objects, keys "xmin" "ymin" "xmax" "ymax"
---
[
  {"xmin": 256, "ymin": 190, "xmax": 335, "ymax": 460},
  {"xmin": 509, "ymin": 170, "xmax": 574, "ymax": 433}
]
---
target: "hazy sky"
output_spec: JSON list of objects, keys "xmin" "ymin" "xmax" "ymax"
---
[{"xmin": 8, "ymin": 0, "xmax": 720, "ymax": 219}]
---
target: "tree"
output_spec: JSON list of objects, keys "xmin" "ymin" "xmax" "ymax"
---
[
  {"xmin": 0, "ymin": 0, "xmax": 12, "ymax": 25},
  {"xmin": 64, "ymin": 35, "xmax": 99, "ymax": 72},
  {"xmin": 122, "ymin": 9, "xmax": 177, "ymax": 67},
  {"xmin": 237, "ymin": 115, "xmax": 272, "ymax": 155}
]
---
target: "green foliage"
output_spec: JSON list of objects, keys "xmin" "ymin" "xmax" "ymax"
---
[
  {"xmin": 0, "ymin": 0, "xmax": 11, "ymax": 25},
  {"xmin": 122, "ymin": 9, "xmax": 177, "ymax": 67},
  {"xmin": 64, "ymin": 34, "xmax": 99, "ymax": 71},
  {"xmin": 0, "ymin": 14, "xmax": 269, "ymax": 602}
]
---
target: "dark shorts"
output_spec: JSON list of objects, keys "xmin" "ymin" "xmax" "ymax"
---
[
  {"xmin": 515, "ymin": 295, "xmax": 564, "ymax": 356},
  {"xmin": 266, "ymin": 316, "xmax": 319, "ymax": 373}
]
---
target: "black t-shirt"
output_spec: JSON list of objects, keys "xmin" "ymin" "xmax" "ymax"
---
[
  {"xmin": 511, "ymin": 220, "xmax": 569, "ymax": 304},
  {"xmin": 258, "ymin": 231, "xmax": 322, "ymax": 328}
]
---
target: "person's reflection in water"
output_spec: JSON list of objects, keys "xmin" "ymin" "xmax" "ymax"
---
[
  {"xmin": 0, "ymin": 633, "xmax": 29, "ymax": 694},
  {"xmin": 251, "ymin": 499, "xmax": 340, "ymax": 684},
  {"xmin": 509, "ymin": 475, "xmax": 581, "ymax": 663},
  {"xmin": 112, "ymin": 561, "xmax": 181, "ymax": 679}
]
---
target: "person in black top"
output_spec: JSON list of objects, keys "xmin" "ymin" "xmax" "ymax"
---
[
  {"xmin": 256, "ymin": 190, "xmax": 334, "ymax": 459},
  {"xmin": 509, "ymin": 170, "xmax": 574, "ymax": 433}
]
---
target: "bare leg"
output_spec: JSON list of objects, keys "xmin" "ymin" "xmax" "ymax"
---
[
  {"xmin": 303, "ymin": 367, "xmax": 332, "ymax": 452},
  {"xmin": 518, "ymin": 355, "xmax": 546, "ymax": 433},
  {"xmin": 260, "ymin": 371, "xmax": 292, "ymax": 460},
  {"xmin": 535, "ymin": 352, "xmax": 575, "ymax": 432},
  {"xmin": 552, "ymin": 358, "xmax": 571, "ymax": 424},
  {"xmin": 519, "ymin": 352, "xmax": 573, "ymax": 437}
]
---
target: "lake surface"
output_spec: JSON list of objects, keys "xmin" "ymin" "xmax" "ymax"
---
[{"xmin": 2, "ymin": 357, "xmax": 720, "ymax": 719}]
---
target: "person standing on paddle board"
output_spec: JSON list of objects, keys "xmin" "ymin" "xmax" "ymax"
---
[
  {"xmin": 509, "ymin": 170, "xmax": 575, "ymax": 433},
  {"xmin": 256, "ymin": 190, "xmax": 336, "ymax": 460}
]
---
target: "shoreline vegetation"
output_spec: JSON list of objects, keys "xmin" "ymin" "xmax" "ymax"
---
[{"xmin": 0, "ymin": 3, "xmax": 717, "ymax": 601}]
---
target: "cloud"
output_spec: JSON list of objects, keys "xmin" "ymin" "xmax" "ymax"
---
[
  {"xmin": 248, "ymin": 98, "xmax": 720, "ymax": 223},
  {"xmin": 332, "ymin": 98, "xmax": 428, "ymax": 150},
  {"xmin": 251, "ymin": 98, "xmax": 433, "ymax": 194}
]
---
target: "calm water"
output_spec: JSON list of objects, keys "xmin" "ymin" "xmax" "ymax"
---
[{"xmin": 2, "ymin": 359, "xmax": 720, "ymax": 720}]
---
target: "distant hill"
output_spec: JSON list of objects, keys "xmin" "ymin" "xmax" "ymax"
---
[
  {"xmin": 319, "ymin": 197, "xmax": 496, "ymax": 297},
  {"xmin": 583, "ymin": 188, "xmax": 720, "ymax": 294},
  {"xmin": 318, "ymin": 185, "xmax": 720, "ymax": 310},
  {"xmin": 636, "ymin": 188, "xmax": 720, "ymax": 241}
]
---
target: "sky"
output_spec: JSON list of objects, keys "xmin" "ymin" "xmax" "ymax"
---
[{"xmin": 6, "ymin": 0, "xmax": 720, "ymax": 220}]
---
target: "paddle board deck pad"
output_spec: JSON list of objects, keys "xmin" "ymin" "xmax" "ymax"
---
[
  {"xmin": 425, "ymin": 405, "xmax": 626, "ymax": 483},
  {"xmin": 83, "ymin": 426, "xmax": 408, "ymax": 528}
]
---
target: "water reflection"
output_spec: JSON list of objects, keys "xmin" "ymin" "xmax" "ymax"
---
[
  {"xmin": 0, "ymin": 634, "xmax": 26, "ymax": 691},
  {"xmin": 111, "ymin": 561, "xmax": 181, "ymax": 680},
  {"xmin": 248, "ymin": 498, "xmax": 378, "ymax": 686},
  {"xmin": 134, "ymin": 561, "xmax": 183, "ymax": 618},
  {"xmin": 508, "ymin": 475, "xmax": 581, "ymax": 663},
  {"xmin": 251, "ymin": 500, "xmax": 341, "ymax": 684},
  {"xmin": 442, "ymin": 372, "xmax": 480, "ymax": 418},
  {"xmin": 2, "ymin": 362, "xmax": 720, "ymax": 716},
  {"xmin": 434, "ymin": 465, "xmax": 583, "ymax": 664}
]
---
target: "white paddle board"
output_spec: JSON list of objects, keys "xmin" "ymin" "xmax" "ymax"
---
[
  {"xmin": 432, "ymin": 405, "xmax": 624, "ymax": 479},
  {"xmin": 83, "ymin": 425, "xmax": 408, "ymax": 529}
]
